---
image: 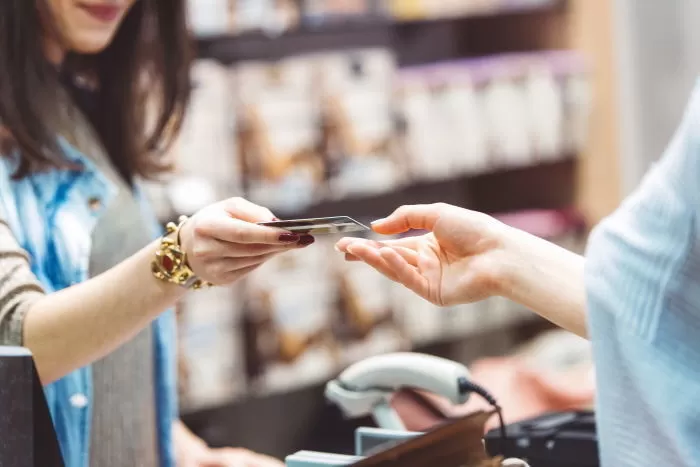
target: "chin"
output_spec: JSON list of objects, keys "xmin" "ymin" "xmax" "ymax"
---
[{"xmin": 69, "ymin": 32, "xmax": 119, "ymax": 55}]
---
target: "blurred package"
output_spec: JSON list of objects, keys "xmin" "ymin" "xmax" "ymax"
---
[
  {"xmin": 302, "ymin": 0, "xmax": 386, "ymax": 25},
  {"xmin": 332, "ymin": 232, "xmax": 409, "ymax": 365},
  {"xmin": 178, "ymin": 285, "xmax": 247, "ymax": 411},
  {"xmin": 317, "ymin": 48, "xmax": 403, "ymax": 198},
  {"xmin": 388, "ymin": 0, "xmax": 500, "ymax": 21},
  {"xmin": 235, "ymin": 58, "xmax": 325, "ymax": 213},
  {"xmin": 242, "ymin": 239, "xmax": 339, "ymax": 394},
  {"xmin": 523, "ymin": 60, "xmax": 564, "ymax": 161},
  {"xmin": 432, "ymin": 61, "xmax": 490, "ymax": 175},
  {"xmin": 550, "ymin": 51, "xmax": 592, "ymax": 155},
  {"xmin": 187, "ymin": 0, "xmax": 234, "ymax": 36},
  {"xmin": 395, "ymin": 66, "xmax": 455, "ymax": 181},
  {"xmin": 231, "ymin": 0, "xmax": 300, "ymax": 35},
  {"xmin": 168, "ymin": 59, "xmax": 242, "ymax": 215},
  {"xmin": 481, "ymin": 58, "xmax": 534, "ymax": 169}
]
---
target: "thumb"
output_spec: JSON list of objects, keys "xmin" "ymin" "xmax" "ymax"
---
[{"xmin": 372, "ymin": 204, "xmax": 443, "ymax": 235}]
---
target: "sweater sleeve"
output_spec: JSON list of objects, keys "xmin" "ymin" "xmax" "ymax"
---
[{"xmin": 0, "ymin": 220, "xmax": 44, "ymax": 345}]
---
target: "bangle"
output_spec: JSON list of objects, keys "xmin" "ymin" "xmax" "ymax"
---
[{"xmin": 151, "ymin": 215, "xmax": 212, "ymax": 290}]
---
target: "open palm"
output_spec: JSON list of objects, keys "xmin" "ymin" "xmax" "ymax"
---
[{"xmin": 336, "ymin": 204, "xmax": 510, "ymax": 307}]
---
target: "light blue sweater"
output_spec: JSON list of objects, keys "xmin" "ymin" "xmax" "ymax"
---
[{"xmin": 585, "ymin": 81, "xmax": 700, "ymax": 466}]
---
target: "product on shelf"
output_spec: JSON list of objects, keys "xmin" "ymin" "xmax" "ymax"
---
[
  {"xmin": 396, "ymin": 51, "xmax": 590, "ymax": 180},
  {"xmin": 231, "ymin": 0, "xmax": 301, "ymax": 35},
  {"xmin": 388, "ymin": 0, "xmax": 515, "ymax": 21},
  {"xmin": 317, "ymin": 48, "xmax": 403, "ymax": 199},
  {"xmin": 235, "ymin": 58, "xmax": 326, "ymax": 213},
  {"xmin": 481, "ymin": 59, "xmax": 534, "ymax": 169},
  {"xmin": 187, "ymin": 0, "xmax": 234, "ymax": 36},
  {"xmin": 523, "ymin": 61, "xmax": 564, "ymax": 161},
  {"xmin": 168, "ymin": 59, "xmax": 242, "ymax": 215},
  {"xmin": 302, "ymin": 0, "xmax": 387, "ymax": 25},
  {"xmin": 395, "ymin": 66, "xmax": 457, "ymax": 180},
  {"xmin": 178, "ymin": 285, "xmax": 247, "ymax": 411}
]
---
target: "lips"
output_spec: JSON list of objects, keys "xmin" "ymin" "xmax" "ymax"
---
[{"xmin": 78, "ymin": 3, "xmax": 123, "ymax": 23}]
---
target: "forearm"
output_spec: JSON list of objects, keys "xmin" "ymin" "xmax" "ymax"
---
[
  {"xmin": 24, "ymin": 240, "xmax": 187, "ymax": 384},
  {"xmin": 498, "ymin": 227, "xmax": 588, "ymax": 338}
]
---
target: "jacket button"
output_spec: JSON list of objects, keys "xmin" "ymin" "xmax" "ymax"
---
[
  {"xmin": 88, "ymin": 197, "xmax": 102, "ymax": 211},
  {"xmin": 69, "ymin": 393, "xmax": 88, "ymax": 409}
]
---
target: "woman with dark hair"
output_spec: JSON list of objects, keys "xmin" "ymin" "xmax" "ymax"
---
[{"xmin": 0, "ymin": 1, "xmax": 301, "ymax": 466}]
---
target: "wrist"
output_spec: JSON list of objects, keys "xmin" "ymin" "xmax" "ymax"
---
[
  {"xmin": 151, "ymin": 216, "xmax": 211, "ymax": 290},
  {"xmin": 491, "ymin": 225, "xmax": 539, "ymax": 300}
]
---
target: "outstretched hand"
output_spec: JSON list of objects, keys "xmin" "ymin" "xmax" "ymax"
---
[{"xmin": 336, "ymin": 203, "xmax": 512, "ymax": 307}]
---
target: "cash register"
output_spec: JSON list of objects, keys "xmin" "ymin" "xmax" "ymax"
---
[
  {"xmin": 0, "ymin": 346, "xmax": 64, "ymax": 467},
  {"xmin": 287, "ymin": 353, "xmax": 599, "ymax": 467}
]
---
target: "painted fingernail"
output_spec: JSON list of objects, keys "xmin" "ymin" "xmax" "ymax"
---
[
  {"xmin": 298, "ymin": 235, "xmax": 315, "ymax": 246},
  {"xmin": 279, "ymin": 233, "xmax": 300, "ymax": 243}
]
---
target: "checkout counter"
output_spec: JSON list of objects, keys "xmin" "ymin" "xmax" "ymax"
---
[
  {"xmin": 0, "ymin": 348, "xmax": 596, "ymax": 467},
  {"xmin": 0, "ymin": 346, "xmax": 63, "ymax": 467}
]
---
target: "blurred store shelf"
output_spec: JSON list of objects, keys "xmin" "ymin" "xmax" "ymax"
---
[{"xmin": 195, "ymin": 0, "xmax": 566, "ymax": 65}]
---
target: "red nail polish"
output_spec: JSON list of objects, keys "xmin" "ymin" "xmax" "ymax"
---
[
  {"xmin": 279, "ymin": 233, "xmax": 299, "ymax": 243},
  {"xmin": 298, "ymin": 235, "xmax": 315, "ymax": 246}
]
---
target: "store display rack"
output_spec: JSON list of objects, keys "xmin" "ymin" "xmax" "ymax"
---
[{"xmin": 196, "ymin": 0, "xmax": 567, "ymax": 66}]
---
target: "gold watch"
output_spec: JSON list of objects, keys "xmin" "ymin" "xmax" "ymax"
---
[{"xmin": 151, "ymin": 215, "xmax": 211, "ymax": 290}]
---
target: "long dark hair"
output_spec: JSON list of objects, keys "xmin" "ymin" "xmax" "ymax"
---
[{"xmin": 0, "ymin": 0, "xmax": 192, "ymax": 181}]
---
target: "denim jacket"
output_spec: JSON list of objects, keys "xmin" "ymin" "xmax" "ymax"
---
[{"xmin": 0, "ymin": 133, "xmax": 178, "ymax": 467}]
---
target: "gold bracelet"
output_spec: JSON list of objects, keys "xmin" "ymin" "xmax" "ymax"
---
[{"xmin": 151, "ymin": 215, "xmax": 212, "ymax": 290}]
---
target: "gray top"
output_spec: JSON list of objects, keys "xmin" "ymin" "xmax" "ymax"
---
[{"xmin": 86, "ymin": 142, "xmax": 159, "ymax": 466}]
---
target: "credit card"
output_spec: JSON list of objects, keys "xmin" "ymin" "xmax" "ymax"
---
[{"xmin": 259, "ymin": 216, "xmax": 369, "ymax": 235}]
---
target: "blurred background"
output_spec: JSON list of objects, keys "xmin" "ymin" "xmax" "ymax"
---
[{"xmin": 143, "ymin": 0, "xmax": 696, "ymax": 459}]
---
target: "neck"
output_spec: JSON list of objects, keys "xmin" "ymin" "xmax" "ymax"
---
[{"xmin": 43, "ymin": 37, "xmax": 66, "ymax": 66}]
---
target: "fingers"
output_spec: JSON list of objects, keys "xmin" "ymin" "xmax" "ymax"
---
[
  {"xmin": 335, "ymin": 236, "xmax": 420, "ymax": 253},
  {"xmin": 345, "ymin": 244, "xmax": 430, "ymax": 299},
  {"xmin": 191, "ymin": 237, "xmax": 303, "ymax": 260},
  {"xmin": 345, "ymin": 243, "xmax": 401, "ymax": 282},
  {"xmin": 337, "ymin": 238, "xmax": 420, "ymax": 266},
  {"xmin": 221, "ymin": 197, "xmax": 276, "ymax": 223},
  {"xmin": 372, "ymin": 203, "xmax": 447, "ymax": 235},
  {"xmin": 197, "ymin": 216, "xmax": 298, "ymax": 246},
  {"xmin": 379, "ymin": 247, "xmax": 430, "ymax": 297}
]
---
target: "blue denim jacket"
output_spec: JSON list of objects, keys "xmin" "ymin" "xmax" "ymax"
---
[{"xmin": 0, "ymin": 138, "xmax": 178, "ymax": 467}]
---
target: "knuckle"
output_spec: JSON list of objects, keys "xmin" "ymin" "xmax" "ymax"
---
[
  {"xmin": 191, "ymin": 246, "xmax": 208, "ymax": 259},
  {"xmin": 192, "ymin": 221, "xmax": 210, "ymax": 237}
]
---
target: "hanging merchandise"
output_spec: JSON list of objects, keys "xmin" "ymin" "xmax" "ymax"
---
[
  {"xmin": 317, "ymin": 48, "xmax": 403, "ymax": 199},
  {"xmin": 235, "ymin": 58, "xmax": 326, "ymax": 214}
]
